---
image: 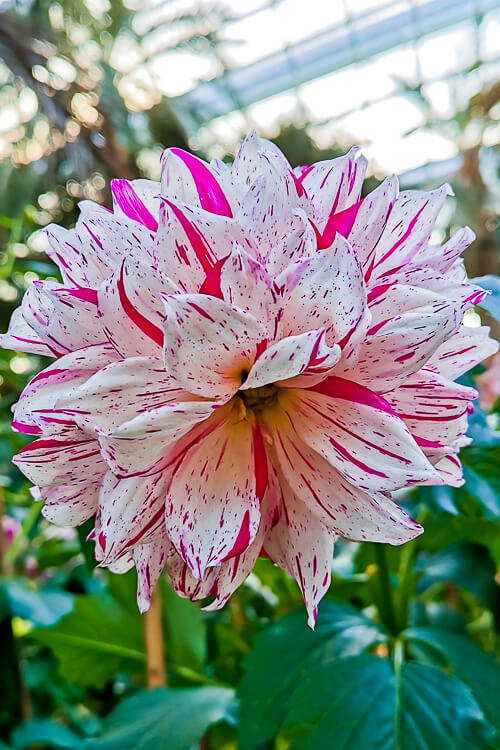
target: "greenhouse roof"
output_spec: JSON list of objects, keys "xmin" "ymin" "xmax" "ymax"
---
[{"xmin": 135, "ymin": 0, "xmax": 500, "ymax": 172}]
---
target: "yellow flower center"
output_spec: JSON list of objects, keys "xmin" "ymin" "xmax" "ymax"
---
[{"xmin": 237, "ymin": 384, "xmax": 279, "ymax": 415}]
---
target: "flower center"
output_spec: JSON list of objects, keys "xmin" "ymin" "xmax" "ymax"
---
[{"xmin": 237, "ymin": 384, "xmax": 279, "ymax": 413}]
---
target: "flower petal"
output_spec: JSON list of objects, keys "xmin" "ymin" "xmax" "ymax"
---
[
  {"xmin": 98, "ymin": 258, "xmax": 178, "ymax": 357},
  {"xmin": 272, "ymin": 430, "xmax": 422, "ymax": 543},
  {"xmin": 300, "ymin": 147, "xmax": 367, "ymax": 228},
  {"xmin": 263, "ymin": 463, "xmax": 335, "ymax": 629},
  {"xmin": 219, "ymin": 243, "xmax": 277, "ymax": 334},
  {"xmin": 111, "ymin": 179, "xmax": 159, "ymax": 231},
  {"xmin": 133, "ymin": 536, "xmax": 178, "ymax": 612},
  {"xmin": 57, "ymin": 355, "xmax": 182, "ymax": 433},
  {"xmin": 95, "ymin": 471, "xmax": 171, "ymax": 564},
  {"xmin": 427, "ymin": 325, "xmax": 499, "ymax": 380},
  {"xmin": 241, "ymin": 329, "xmax": 340, "ymax": 390},
  {"xmin": 98, "ymin": 398, "xmax": 219, "ymax": 478},
  {"xmin": 348, "ymin": 176, "xmax": 399, "ymax": 268},
  {"xmin": 14, "ymin": 343, "xmax": 118, "ymax": 434},
  {"xmin": 164, "ymin": 407, "xmax": 263, "ymax": 578},
  {"xmin": 276, "ymin": 235, "xmax": 369, "ymax": 349},
  {"xmin": 368, "ymin": 185, "xmax": 451, "ymax": 279},
  {"xmin": 0, "ymin": 306, "xmax": 55, "ymax": 357},
  {"xmin": 14, "ymin": 436, "xmax": 106, "ymax": 487},
  {"xmin": 281, "ymin": 377, "xmax": 438, "ymax": 492},
  {"xmin": 162, "ymin": 293, "xmax": 267, "ymax": 399},
  {"xmin": 36, "ymin": 481, "xmax": 100, "ymax": 526},
  {"xmin": 21, "ymin": 282, "xmax": 104, "ymax": 355},
  {"xmin": 162, "ymin": 148, "xmax": 233, "ymax": 217}
]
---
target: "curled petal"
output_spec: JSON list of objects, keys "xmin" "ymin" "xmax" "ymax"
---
[{"xmin": 162, "ymin": 293, "xmax": 267, "ymax": 400}]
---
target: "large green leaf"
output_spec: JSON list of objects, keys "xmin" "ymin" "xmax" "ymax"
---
[
  {"xmin": 3, "ymin": 580, "xmax": 74, "ymax": 627},
  {"xmin": 86, "ymin": 687, "xmax": 235, "ymax": 750},
  {"xmin": 238, "ymin": 600, "xmax": 386, "ymax": 749},
  {"xmin": 280, "ymin": 654, "xmax": 493, "ymax": 750},
  {"xmin": 472, "ymin": 275, "xmax": 500, "ymax": 321},
  {"xmin": 11, "ymin": 719, "xmax": 82, "ymax": 749},
  {"xmin": 407, "ymin": 627, "xmax": 500, "ymax": 746},
  {"xmin": 415, "ymin": 542, "xmax": 496, "ymax": 606},
  {"xmin": 161, "ymin": 579, "xmax": 206, "ymax": 676},
  {"xmin": 30, "ymin": 592, "xmax": 145, "ymax": 688}
]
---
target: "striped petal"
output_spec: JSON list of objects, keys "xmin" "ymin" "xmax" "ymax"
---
[
  {"xmin": 162, "ymin": 293, "xmax": 267, "ymax": 400},
  {"xmin": 164, "ymin": 406, "xmax": 265, "ymax": 578},
  {"xmin": 276, "ymin": 235, "xmax": 369, "ymax": 349},
  {"xmin": 272, "ymin": 430, "xmax": 422, "ymax": 543},
  {"xmin": 281, "ymin": 377, "xmax": 438, "ymax": 492},
  {"xmin": 95, "ymin": 471, "xmax": 171, "ymax": 564},
  {"xmin": 98, "ymin": 258, "xmax": 178, "ymax": 357},
  {"xmin": 263, "ymin": 463, "xmax": 335, "ymax": 629},
  {"xmin": 299, "ymin": 147, "xmax": 367, "ymax": 228},
  {"xmin": 241, "ymin": 329, "xmax": 340, "ymax": 390},
  {"xmin": 56, "ymin": 355, "xmax": 182, "ymax": 433}
]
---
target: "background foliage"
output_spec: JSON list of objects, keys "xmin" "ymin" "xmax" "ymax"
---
[{"xmin": 0, "ymin": 1, "xmax": 500, "ymax": 748}]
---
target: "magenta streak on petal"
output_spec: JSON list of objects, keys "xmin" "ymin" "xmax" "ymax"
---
[
  {"xmin": 328, "ymin": 434, "xmax": 389, "ymax": 478},
  {"xmin": 186, "ymin": 301, "xmax": 216, "ymax": 323},
  {"xmin": 367, "ymin": 320, "xmax": 388, "ymax": 337},
  {"xmin": 290, "ymin": 170, "xmax": 306, "ymax": 198},
  {"xmin": 376, "ymin": 203, "xmax": 428, "ymax": 267},
  {"xmin": 170, "ymin": 149, "xmax": 233, "ymax": 218},
  {"xmin": 464, "ymin": 290, "xmax": 488, "ymax": 305},
  {"xmin": 440, "ymin": 345, "xmax": 476, "ymax": 360},
  {"xmin": 164, "ymin": 200, "xmax": 216, "ymax": 273},
  {"xmin": 302, "ymin": 399, "xmax": 411, "ymax": 465},
  {"xmin": 307, "ymin": 331, "xmax": 330, "ymax": 368},
  {"xmin": 117, "ymin": 263, "xmax": 163, "ymax": 347},
  {"xmin": 57, "ymin": 287, "xmax": 98, "ymax": 305},
  {"xmin": 394, "ymin": 351, "xmax": 415, "ymax": 364},
  {"xmin": 300, "ymin": 472, "xmax": 337, "ymax": 520},
  {"xmin": 252, "ymin": 420, "xmax": 268, "ymax": 500},
  {"xmin": 309, "ymin": 219, "xmax": 324, "ymax": 249},
  {"xmin": 320, "ymin": 198, "xmax": 363, "ymax": 248},
  {"xmin": 367, "ymin": 283, "xmax": 394, "ymax": 305},
  {"xmin": 311, "ymin": 376, "xmax": 399, "ymax": 417},
  {"xmin": 83, "ymin": 224, "xmax": 104, "ymax": 250},
  {"xmin": 12, "ymin": 336, "xmax": 59, "ymax": 357},
  {"xmin": 297, "ymin": 165, "xmax": 314, "ymax": 181},
  {"xmin": 199, "ymin": 255, "xmax": 228, "ymax": 298},
  {"xmin": 397, "ymin": 409, "xmax": 468, "ymax": 422},
  {"xmin": 221, "ymin": 510, "xmax": 251, "ymax": 562},
  {"xmin": 255, "ymin": 338, "xmax": 268, "ymax": 360},
  {"xmin": 117, "ymin": 505, "xmax": 164, "ymax": 553},
  {"xmin": 111, "ymin": 179, "xmax": 158, "ymax": 231},
  {"xmin": 16, "ymin": 437, "xmax": 82, "ymax": 454},
  {"xmin": 11, "ymin": 420, "xmax": 42, "ymax": 435},
  {"xmin": 414, "ymin": 436, "xmax": 443, "ymax": 449}
]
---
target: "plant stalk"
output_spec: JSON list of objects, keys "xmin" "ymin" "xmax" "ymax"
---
[
  {"xmin": 143, "ymin": 584, "xmax": 167, "ymax": 687},
  {"xmin": 373, "ymin": 544, "xmax": 398, "ymax": 637}
]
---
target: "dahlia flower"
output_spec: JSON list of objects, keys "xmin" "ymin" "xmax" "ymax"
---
[{"xmin": 3, "ymin": 133, "xmax": 497, "ymax": 626}]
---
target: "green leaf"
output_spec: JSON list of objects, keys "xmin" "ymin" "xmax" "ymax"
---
[
  {"xmin": 86, "ymin": 687, "xmax": 235, "ymax": 750},
  {"xmin": 280, "ymin": 654, "xmax": 493, "ymax": 750},
  {"xmin": 406, "ymin": 627, "xmax": 500, "ymax": 745},
  {"xmin": 472, "ymin": 275, "xmax": 500, "ymax": 321},
  {"xmin": 161, "ymin": 578, "xmax": 206, "ymax": 674},
  {"xmin": 3, "ymin": 579, "xmax": 74, "ymax": 627},
  {"xmin": 30, "ymin": 592, "xmax": 145, "ymax": 687},
  {"xmin": 238, "ymin": 600, "xmax": 386, "ymax": 749},
  {"xmin": 415, "ymin": 543, "xmax": 496, "ymax": 605},
  {"xmin": 11, "ymin": 719, "xmax": 82, "ymax": 749}
]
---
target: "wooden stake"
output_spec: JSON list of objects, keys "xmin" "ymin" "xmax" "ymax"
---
[{"xmin": 143, "ymin": 584, "xmax": 167, "ymax": 687}]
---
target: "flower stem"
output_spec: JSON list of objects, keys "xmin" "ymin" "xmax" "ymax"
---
[
  {"xmin": 373, "ymin": 544, "xmax": 398, "ymax": 637},
  {"xmin": 143, "ymin": 584, "xmax": 167, "ymax": 687}
]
